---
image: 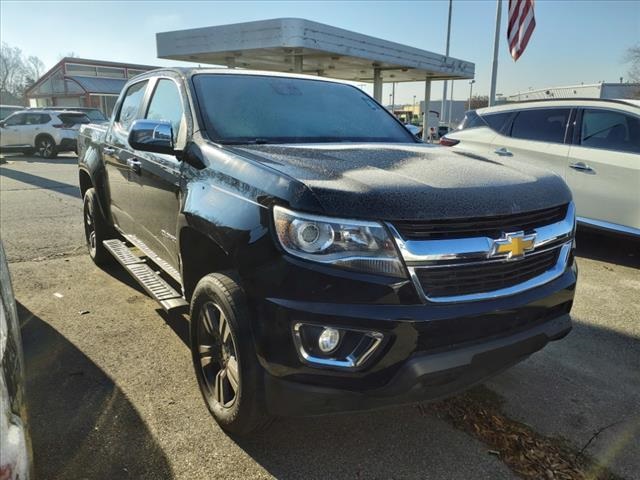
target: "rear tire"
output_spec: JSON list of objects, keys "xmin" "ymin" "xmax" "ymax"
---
[
  {"xmin": 190, "ymin": 272, "xmax": 272, "ymax": 435},
  {"xmin": 36, "ymin": 135, "xmax": 57, "ymax": 158},
  {"xmin": 83, "ymin": 188, "xmax": 113, "ymax": 266}
]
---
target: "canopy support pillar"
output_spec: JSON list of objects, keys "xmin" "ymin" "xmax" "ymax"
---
[
  {"xmin": 422, "ymin": 77, "xmax": 432, "ymax": 142},
  {"xmin": 373, "ymin": 67, "xmax": 383, "ymax": 102}
]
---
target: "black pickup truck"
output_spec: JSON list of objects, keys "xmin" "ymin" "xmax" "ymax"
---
[{"xmin": 77, "ymin": 68, "xmax": 577, "ymax": 434}]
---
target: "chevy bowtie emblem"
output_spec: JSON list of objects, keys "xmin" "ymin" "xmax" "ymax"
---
[{"xmin": 492, "ymin": 231, "xmax": 536, "ymax": 260}]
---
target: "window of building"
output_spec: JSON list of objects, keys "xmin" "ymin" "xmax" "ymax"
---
[
  {"xmin": 145, "ymin": 79, "xmax": 184, "ymax": 142},
  {"xmin": 580, "ymin": 109, "xmax": 640, "ymax": 154},
  {"xmin": 66, "ymin": 63, "xmax": 97, "ymax": 76},
  {"xmin": 116, "ymin": 80, "xmax": 148, "ymax": 130},
  {"xmin": 510, "ymin": 108, "xmax": 571, "ymax": 143},
  {"xmin": 96, "ymin": 66, "xmax": 125, "ymax": 78}
]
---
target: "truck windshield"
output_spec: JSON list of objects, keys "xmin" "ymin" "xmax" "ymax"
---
[{"xmin": 193, "ymin": 74, "xmax": 416, "ymax": 144}]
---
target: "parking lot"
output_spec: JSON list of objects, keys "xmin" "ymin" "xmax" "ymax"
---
[{"xmin": 1, "ymin": 153, "xmax": 638, "ymax": 479}]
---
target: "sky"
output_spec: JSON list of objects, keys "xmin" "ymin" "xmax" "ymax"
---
[{"xmin": 1, "ymin": 0, "xmax": 638, "ymax": 104}]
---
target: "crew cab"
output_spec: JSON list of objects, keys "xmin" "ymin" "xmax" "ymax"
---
[{"xmin": 77, "ymin": 68, "xmax": 577, "ymax": 434}]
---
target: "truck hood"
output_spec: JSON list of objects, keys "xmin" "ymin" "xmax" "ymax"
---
[{"xmin": 232, "ymin": 143, "xmax": 572, "ymax": 220}]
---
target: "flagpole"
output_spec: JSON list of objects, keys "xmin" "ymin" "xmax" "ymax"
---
[
  {"xmin": 489, "ymin": 0, "xmax": 502, "ymax": 106},
  {"xmin": 441, "ymin": 0, "xmax": 453, "ymax": 122}
]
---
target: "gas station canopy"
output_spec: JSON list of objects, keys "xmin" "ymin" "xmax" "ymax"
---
[
  {"xmin": 156, "ymin": 18, "xmax": 474, "ymax": 84},
  {"xmin": 156, "ymin": 18, "xmax": 474, "ymax": 139}
]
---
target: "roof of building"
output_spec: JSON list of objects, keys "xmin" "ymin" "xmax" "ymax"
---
[
  {"xmin": 156, "ymin": 18, "xmax": 474, "ymax": 82},
  {"xmin": 25, "ymin": 57, "xmax": 158, "ymax": 98}
]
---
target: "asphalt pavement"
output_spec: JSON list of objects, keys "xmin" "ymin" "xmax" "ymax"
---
[{"xmin": 1, "ymin": 153, "xmax": 638, "ymax": 480}]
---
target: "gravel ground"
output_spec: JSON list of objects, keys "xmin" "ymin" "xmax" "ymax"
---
[{"xmin": 1, "ymin": 154, "xmax": 637, "ymax": 479}]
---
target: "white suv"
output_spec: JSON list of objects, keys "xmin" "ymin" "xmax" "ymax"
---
[
  {"xmin": 442, "ymin": 99, "xmax": 640, "ymax": 237},
  {"xmin": 0, "ymin": 110, "xmax": 90, "ymax": 158}
]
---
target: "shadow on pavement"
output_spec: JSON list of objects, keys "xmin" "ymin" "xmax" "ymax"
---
[
  {"xmin": 575, "ymin": 227, "xmax": 639, "ymax": 269},
  {"xmin": 19, "ymin": 302, "xmax": 173, "ymax": 480},
  {"xmin": 0, "ymin": 153, "xmax": 78, "ymax": 165},
  {"xmin": 0, "ymin": 167, "xmax": 79, "ymax": 199}
]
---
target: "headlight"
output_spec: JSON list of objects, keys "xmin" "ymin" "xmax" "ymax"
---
[{"xmin": 273, "ymin": 206, "xmax": 406, "ymax": 278}]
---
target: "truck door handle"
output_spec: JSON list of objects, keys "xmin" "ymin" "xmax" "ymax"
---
[
  {"xmin": 494, "ymin": 147, "xmax": 513, "ymax": 156},
  {"xmin": 569, "ymin": 162, "xmax": 594, "ymax": 173},
  {"xmin": 126, "ymin": 158, "xmax": 142, "ymax": 175},
  {"xmin": 103, "ymin": 147, "xmax": 115, "ymax": 155}
]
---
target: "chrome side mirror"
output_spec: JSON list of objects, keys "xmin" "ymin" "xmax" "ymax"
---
[{"xmin": 128, "ymin": 119, "xmax": 177, "ymax": 155}]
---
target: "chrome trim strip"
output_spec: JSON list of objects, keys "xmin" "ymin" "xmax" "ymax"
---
[
  {"xmin": 577, "ymin": 216, "xmax": 640, "ymax": 237},
  {"xmin": 388, "ymin": 202, "xmax": 575, "ymax": 265},
  {"xmin": 292, "ymin": 323, "xmax": 384, "ymax": 369},
  {"xmin": 416, "ymin": 241, "xmax": 564, "ymax": 269},
  {"xmin": 410, "ymin": 242, "xmax": 572, "ymax": 303}
]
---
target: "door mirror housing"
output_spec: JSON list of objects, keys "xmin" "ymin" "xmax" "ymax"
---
[{"xmin": 128, "ymin": 119, "xmax": 179, "ymax": 156}]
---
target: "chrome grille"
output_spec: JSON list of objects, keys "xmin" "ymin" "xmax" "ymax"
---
[
  {"xmin": 389, "ymin": 202, "xmax": 575, "ymax": 303},
  {"xmin": 414, "ymin": 248, "xmax": 560, "ymax": 298}
]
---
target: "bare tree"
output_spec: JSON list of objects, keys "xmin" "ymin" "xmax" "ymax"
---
[
  {"xmin": 0, "ymin": 43, "xmax": 46, "ymax": 103},
  {"xmin": 468, "ymin": 95, "xmax": 489, "ymax": 110},
  {"xmin": 0, "ymin": 43, "xmax": 25, "ymax": 97},
  {"xmin": 624, "ymin": 44, "xmax": 640, "ymax": 83}
]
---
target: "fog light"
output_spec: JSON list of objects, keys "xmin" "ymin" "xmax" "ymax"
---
[{"xmin": 318, "ymin": 327, "xmax": 341, "ymax": 353}]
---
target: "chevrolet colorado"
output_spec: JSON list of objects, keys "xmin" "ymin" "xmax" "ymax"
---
[{"xmin": 77, "ymin": 69, "xmax": 577, "ymax": 434}]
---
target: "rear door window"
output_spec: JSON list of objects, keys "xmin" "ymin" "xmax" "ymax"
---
[
  {"xmin": 482, "ymin": 112, "xmax": 512, "ymax": 133},
  {"xmin": 116, "ymin": 80, "xmax": 148, "ymax": 130},
  {"xmin": 457, "ymin": 111, "xmax": 485, "ymax": 130},
  {"xmin": 58, "ymin": 113, "xmax": 91, "ymax": 126},
  {"xmin": 580, "ymin": 109, "xmax": 640, "ymax": 154},
  {"xmin": 510, "ymin": 108, "xmax": 571, "ymax": 143}
]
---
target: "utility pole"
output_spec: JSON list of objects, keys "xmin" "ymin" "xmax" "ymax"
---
[
  {"xmin": 468, "ymin": 79, "xmax": 475, "ymax": 110},
  {"xmin": 441, "ymin": 0, "xmax": 453, "ymax": 125},
  {"xmin": 391, "ymin": 82, "xmax": 396, "ymax": 111},
  {"xmin": 447, "ymin": 81, "xmax": 455, "ymax": 126},
  {"xmin": 489, "ymin": 0, "xmax": 502, "ymax": 106},
  {"xmin": 412, "ymin": 95, "xmax": 416, "ymax": 122}
]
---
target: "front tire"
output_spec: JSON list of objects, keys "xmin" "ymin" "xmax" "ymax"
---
[
  {"xmin": 190, "ymin": 273, "xmax": 271, "ymax": 435},
  {"xmin": 36, "ymin": 135, "xmax": 57, "ymax": 158},
  {"xmin": 83, "ymin": 188, "xmax": 113, "ymax": 266}
]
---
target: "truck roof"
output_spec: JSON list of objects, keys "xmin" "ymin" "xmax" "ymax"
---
[{"xmin": 136, "ymin": 67, "xmax": 359, "ymax": 86}]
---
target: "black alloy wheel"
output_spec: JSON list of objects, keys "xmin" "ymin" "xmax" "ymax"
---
[{"xmin": 196, "ymin": 301, "xmax": 240, "ymax": 409}]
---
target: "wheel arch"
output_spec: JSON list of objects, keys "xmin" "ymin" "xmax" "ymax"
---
[
  {"xmin": 34, "ymin": 132, "xmax": 55, "ymax": 147},
  {"xmin": 179, "ymin": 224, "xmax": 234, "ymax": 301}
]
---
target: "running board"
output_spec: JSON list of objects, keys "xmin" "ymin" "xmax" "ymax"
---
[{"xmin": 103, "ymin": 239, "xmax": 188, "ymax": 312}]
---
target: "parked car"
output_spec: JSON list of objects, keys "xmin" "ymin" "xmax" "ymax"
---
[
  {"xmin": 0, "ymin": 110, "xmax": 90, "ymax": 158},
  {"xmin": 0, "ymin": 105, "xmax": 23, "ymax": 122},
  {"xmin": 0, "ymin": 241, "xmax": 32, "ymax": 480},
  {"xmin": 442, "ymin": 99, "xmax": 640, "ymax": 237},
  {"xmin": 40, "ymin": 106, "xmax": 108, "ymax": 124},
  {"xmin": 78, "ymin": 68, "xmax": 576, "ymax": 435}
]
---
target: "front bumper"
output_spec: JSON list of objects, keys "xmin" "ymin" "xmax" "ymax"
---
[
  {"xmin": 249, "ymin": 261, "xmax": 576, "ymax": 416},
  {"xmin": 265, "ymin": 313, "xmax": 571, "ymax": 416}
]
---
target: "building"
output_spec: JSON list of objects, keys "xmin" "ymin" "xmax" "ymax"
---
[
  {"xmin": 506, "ymin": 82, "xmax": 640, "ymax": 102},
  {"xmin": 25, "ymin": 57, "xmax": 157, "ymax": 116}
]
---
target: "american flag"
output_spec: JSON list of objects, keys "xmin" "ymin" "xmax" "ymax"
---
[{"xmin": 507, "ymin": 0, "xmax": 536, "ymax": 61}]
